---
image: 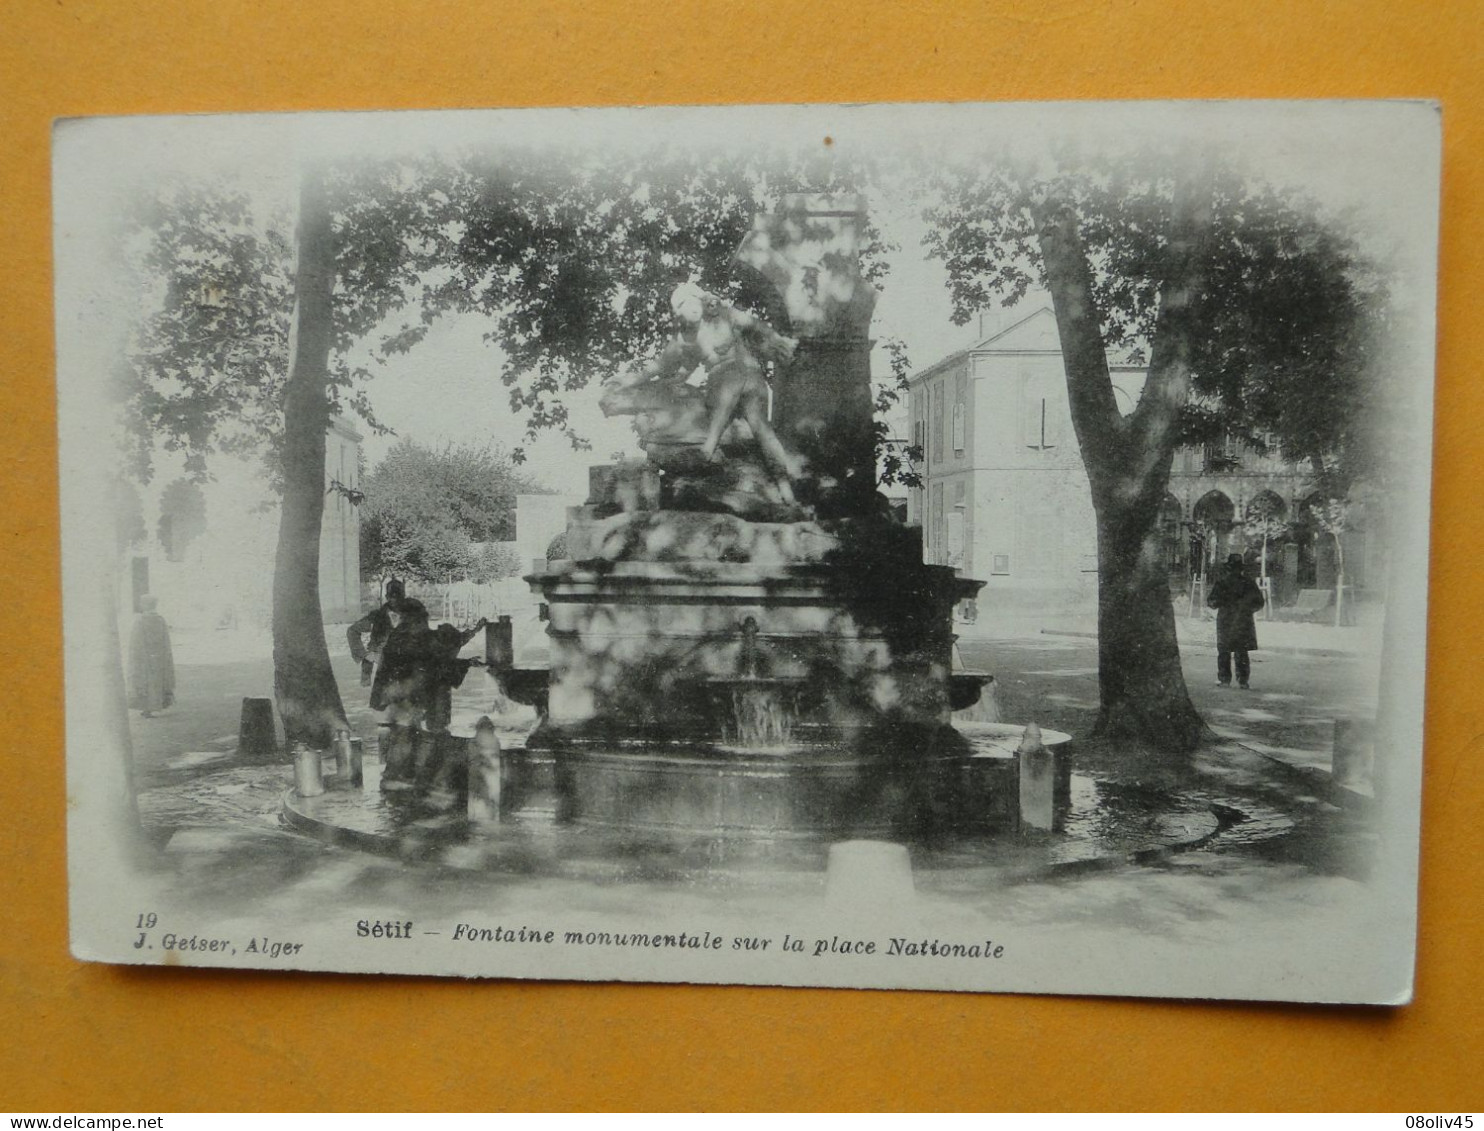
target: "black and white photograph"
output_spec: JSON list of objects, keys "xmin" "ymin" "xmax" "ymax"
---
[{"xmin": 55, "ymin": 101, "xmax": 1438, "ymax": 1001}]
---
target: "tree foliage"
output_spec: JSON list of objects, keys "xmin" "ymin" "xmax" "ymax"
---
[
  {"xmin": 117, "ymin": 162, "xmax": 461, "ymax": 487},
  {"xmin": 925, "ymin": 153, "xmax": 1387, "ymax": 483},
  {"xmin": 469, "ymin": 542, "xmax": 525, "ymax": 584},
  {"xmin": 360, "ymin": 439, "xmax": 542, "ymax": 584},
  {"xmin": 367, "ymin": 145, "xmax": 902, "ymax": 454},
  {"xmin": 118, "ymin": 183, "xmax": 295, "ymax": 485}
]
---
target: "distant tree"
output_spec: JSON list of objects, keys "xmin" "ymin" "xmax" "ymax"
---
[
  {"xmin": 927, "ymin": 150, "xmax": 1383, "ymax": 752},
  {"xmin": 360, "ymin": 439, "xmax": 541, "ymax": 585},
  {"xmin": 1313, "ymin": 495, "xmax": 1363, "ymax": 628},
  {"xmin": 1243, "ymin": 496, "xmax": 1290, "ymax": 595},
  {"xmin": 468, "ymin": 542, "xmax": 525, "ymax": 584}
]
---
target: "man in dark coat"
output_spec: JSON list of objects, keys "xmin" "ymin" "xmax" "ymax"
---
[
  {"xmin": 127, "ymin": 595, "xmax": 175, "ymax": 717},
  {"xmin": 371, "ymin": 598, "xmax": 485, "ymax": 793},
  {"xmin": 1206, "ymin": 553, "xmax": 1265, "ymax": 689},
  {"xmin": 347, "ymin": 578, "xmax": 404, "ymax": 690}
]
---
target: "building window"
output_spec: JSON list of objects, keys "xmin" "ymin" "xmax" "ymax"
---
[
  {"xmin": 946, "ymin": 510, "xmax": 965, "ymax": 568},
  {"xmin": 992, "ymin": 553, "xmax": 1010, "ymax": 575},
  {"xmin": 1022, "ymin": 379, "xmax": 1060, "ymax": 450},
  {"xmin": 933, "ymin": 383, "xmax": 945, "ymax": 464},
  {"xmin": 1204, "ymin": 431, "xmax": 1242, "ymax": 472},
  {"xmin": 953, "ymin": 372, "xmax": 968, "ymax": 456},
  {"xmin": 931, "ymin": 483, "xmax": 944, "ymax": 557},
  {"xmin": 946, "ymin": 482, "xmax": 967, "ymax": 568}
]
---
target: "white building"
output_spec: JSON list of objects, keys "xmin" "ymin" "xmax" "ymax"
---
[{"xmin": 905, "ymin": 307, "xmax": 1357, "ymax": 613}]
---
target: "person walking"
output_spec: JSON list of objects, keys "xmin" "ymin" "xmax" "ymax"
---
[
  {"xmin": 127, "ymin": 595, "xmax": 175, "ymax": 717},
  {"xmin": 1206, "ymin": 553, "xmax": 1265, "ymax": 689}
]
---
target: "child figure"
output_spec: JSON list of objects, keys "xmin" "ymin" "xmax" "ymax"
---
[{"xmin": 640, "ymin": 283, "xmax": 804, "ymax": 494}]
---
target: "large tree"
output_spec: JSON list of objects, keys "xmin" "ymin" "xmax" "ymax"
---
[
  {"xmin": 121, "ymin": 162, "xmax": 448, "ymax": 745},
  {"xmin": 927, "ymin": 152, "xmax": 1383, "ymax": 752},
  {"xmin": 270, "ymin": 166, "xmax": 345, "ymax": 745}
]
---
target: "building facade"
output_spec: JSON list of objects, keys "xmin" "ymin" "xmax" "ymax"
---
[
  {"xmin": 122, "ymin": 415, "xmax": 364, "ymax": 630},
  {"xmin": 906, "ymin": 308, "xmax": 1376, "ymax": 612}
]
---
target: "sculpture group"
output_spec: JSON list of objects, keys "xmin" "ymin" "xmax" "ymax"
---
[{"xmin": 600, "ymin": 282, "xmax": 807, "ymax": 516}]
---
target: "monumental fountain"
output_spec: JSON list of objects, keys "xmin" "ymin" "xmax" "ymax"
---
[
  {"xmin": 489, "ymin": 193, "xmax": 1041, "ymax": 841},
  {"xmin": 284, "ymin": 194, "xmax": 1072, "ymax": 856}
]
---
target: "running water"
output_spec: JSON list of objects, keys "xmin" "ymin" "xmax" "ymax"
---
[{"xmin": 727, "ymin": 685, "xmax": 794, "ymax": 749}]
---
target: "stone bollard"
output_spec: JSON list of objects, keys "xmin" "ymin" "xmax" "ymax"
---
[
  {"xmin": 366, "ymin": 726, "xmax": 386, "ymax": 790},
  {"xmin": 1017, "ymin": 721, "xmax": 1056, "ymax": 833},
  {"xmin": 467, "ymin": 716, "xmax": 503, "ymax": 826},
  {"xmin": 238, "ymin": 697, "xmax": 277, "ymax": 762},
  {"xmin": 825, "ymin": 840, "xmax": 915, "ymax": 915},
  {"xmin": 292, "ymin": 743, "xmax": 324, "ymax": 798},
  {"xmin": 330, "ymin": 730, "xmax": 362, "ymax": 789},
  {"xmin": 331, "ymin": 730, "xmax": 351, "ymax": 784},
  {"xmin": 1332, "ymin": 717, "xmax": 1376, "ymax": 795},
  {"xmin": 348, "ymin": 737, "xmax": 364, "ymax": 789}
]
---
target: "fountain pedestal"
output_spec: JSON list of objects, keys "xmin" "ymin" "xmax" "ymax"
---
[
  {"xmin": 531, "ymin": 554, "xmax": 976, "ymax": 746},
  {"xmin": 518, "ymin": 514, "xmax": 992, "ymax": 838}
]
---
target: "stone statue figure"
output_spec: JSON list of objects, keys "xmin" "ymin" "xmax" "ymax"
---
[{"xmin": 603, "ymin": 284, "xmax": 804, "ymax": 502}]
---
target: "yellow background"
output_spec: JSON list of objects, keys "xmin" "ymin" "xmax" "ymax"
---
[{"xmin": 3, "ymin": 0, "xmax": 1481, "ymax": 1111}]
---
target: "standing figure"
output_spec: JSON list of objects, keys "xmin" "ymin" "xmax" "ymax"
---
[
  {"xmin": 416, "ymin": 619, "xmax": 488, "ymax": 799},
  {"xmin": 347, "ymin": 578, "xmax": 405, "ymax": 691},
  {"xmin": 371, "ymin": 597, "xmax": 427, "ymax": 789},
  {"xmin": 640, "ymin": 283, "xmax": 803, "ymax": 489},
  {"xmin": 127, "ymin": 595, "xmax": 175, "ymax": 718},
  {"xmin": 1207, "ymin": 553, "xmax": 1266, "ymax": 689},
  {"xmin": 372, "ymin": 598, "xmax": 486, "ymax": 794}
]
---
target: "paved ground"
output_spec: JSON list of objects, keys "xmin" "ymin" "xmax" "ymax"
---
[
  {"xmin": 139, "ymin": 607, "xmax": 1381, "ymax": 781},
  {"xmin": 98, "ymin": 608, "xmax": 1398, "ymax": 1008},
  {"xmin": 956, "ymin": 630, "xmax": 1381, "ymax": 778},
  {"xmin": 124, "ymin": 615, "xmax": 1383, "ymax": 902}
]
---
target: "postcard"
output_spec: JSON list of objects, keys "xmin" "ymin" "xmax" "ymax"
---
[{"xmin": 56, "ymin": 100, "xmax": 1437, "ymax": 1001}]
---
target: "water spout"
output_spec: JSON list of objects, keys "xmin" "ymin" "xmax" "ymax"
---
[
  {"xmin": 720, "ymin": 616, "xmax": 795, "ymax": 748},
  {"xmin": 738, "ymin": 615, "xmax": 760, "ymax": 679}
]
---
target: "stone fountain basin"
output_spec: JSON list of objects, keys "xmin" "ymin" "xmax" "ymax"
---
[
  {"xmin": 282, "ymin": 720, "xmax": 1075, "ymax": 850},
  {"xmin": 955, "ymin": 722, "xmax": 1072, "ymax": 759}
]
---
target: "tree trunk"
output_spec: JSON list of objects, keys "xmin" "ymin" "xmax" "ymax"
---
[
  {"xmin": 1094, "ymin": 493, "xmax": 1205, "ymax": 749},
  {"xmin": 1260, "ymin": 532, "xmax": 1270, "ymax": 619},
  {"xmin": 272, "ymin": 164, "xmax": 348, "ymax": 749},
  {"xmin": 1032, "ymin": 168, "xmax": 1213, "ymax": 754},
  {"xmin": 1332, "ymin": 530, "xmax": 1346, "ymax": 628}
]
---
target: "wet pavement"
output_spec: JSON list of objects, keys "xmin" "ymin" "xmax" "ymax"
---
[{"xmin": 118, "ymin": 618, "xmax": 1383, "ymax": 960}]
